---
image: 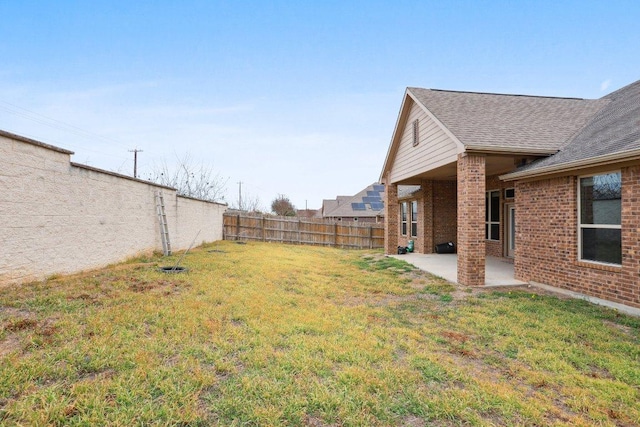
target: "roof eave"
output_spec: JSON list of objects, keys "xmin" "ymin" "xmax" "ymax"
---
[
  {"xmin": 465, "ymin": 145, "xmax": 558, "ymax": 156},
  {"xmin": 380, "ymin": 89, "xmax": 412, "ymax": 182},
  {"xmin": 500, "ymin": 147, "xmax": 640, "ymax": 181}
]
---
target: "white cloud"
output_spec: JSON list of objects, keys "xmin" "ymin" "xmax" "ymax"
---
[{"xmin": 600, "ymin": 79, "xmax": 611, "ymax": 92}]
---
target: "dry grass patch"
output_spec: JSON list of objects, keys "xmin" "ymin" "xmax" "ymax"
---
[{"xmin": 0, "ymin": 242, "xmax": 638, "ymax": 426}]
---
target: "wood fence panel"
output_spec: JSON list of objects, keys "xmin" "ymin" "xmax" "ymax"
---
[{"xmin": 223, "ymin": 213, "xmax": 384, "ymax": 249}]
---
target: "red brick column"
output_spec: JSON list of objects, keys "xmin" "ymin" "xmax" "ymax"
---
[
  {"xmin": 457, "ymin": 153, "xmax": 486, "ymax": 286},
  {"xmin": 418, "ymin": 179, "xmax": 434, "ymax": 253},
  {"xmin": 384, "ymin": 178, "xmax": 399, "ymax": 255}
]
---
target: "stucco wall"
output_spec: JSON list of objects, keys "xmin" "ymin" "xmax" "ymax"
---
[{"xmin": 0, "ymin": 132, "xmax": 226, "ymax": 285}]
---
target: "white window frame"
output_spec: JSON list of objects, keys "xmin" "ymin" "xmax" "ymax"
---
[
  {"xmin": 400, "ymin": 202, "xmax": 408, "ymax": 236},
  {"xmin": 486, "ymin": 190, "xmax": 500, "ymax": 241},
  {"xmin": 504, "ymin": 188, "xmax": 515, "ymax": 199},
  {"xmin": 410, "ymin": 200, "xmax": 418, "ymax": 237},
  {"xmin": 578, "ymin": 171, "xmax": 622, "ymax": 266}
]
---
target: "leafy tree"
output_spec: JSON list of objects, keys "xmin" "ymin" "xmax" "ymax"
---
[
  {"xmin": 147, "ymin": 153, "xmax": 227, "ymax": 203},
  {"xmin": 271, "ymin": 194, "xmax": 296, "ymax": 216}
]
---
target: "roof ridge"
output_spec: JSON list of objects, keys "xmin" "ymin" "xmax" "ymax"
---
[{"xmin": 409, "ymin": 87, "xmax": 587, "ymax": 101}]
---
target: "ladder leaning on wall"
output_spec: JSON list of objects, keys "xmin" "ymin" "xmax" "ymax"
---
[{"xmin": 155, "ymin": 191, "xmax": 172, "ymax": 256}]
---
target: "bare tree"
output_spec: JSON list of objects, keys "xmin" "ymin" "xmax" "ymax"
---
[
  {"xmin": 271, "ymin": 194, "xmax": 296, "ymax": 216},
  {"xmin": 230, "ymin": 191, "xmax": 264, "ymax": 213},
  {"xmin": 147, "ymin": 153, "xmax": 228, "ymax": 203}
]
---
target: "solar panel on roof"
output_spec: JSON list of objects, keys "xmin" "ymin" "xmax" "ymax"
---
[
  {"xmin": 370, "ymin": 202, "xmax": 384, "ymax": 210},
  {"xmin": 351, "ymin": 203, "xmax": 366, "ymax": 211},
  {"xmin": 363, "ymin": 196, "xmax": 381, "ymax": 203},
  {"xmin": 373, "ymin": 185, "xmax": 385, "ymax": 192},
  {"xmin": 367, "ymin": 191, "xmax": 380, "ymax": 197}
]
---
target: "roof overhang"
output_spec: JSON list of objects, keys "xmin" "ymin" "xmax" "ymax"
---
[
  {"xmin": 465, "ymin": 145, "xmax": 557, "ymax": 156},
  {"xmin": 500, "ymin": 147, "xmax": 640, "ymax": 181}
]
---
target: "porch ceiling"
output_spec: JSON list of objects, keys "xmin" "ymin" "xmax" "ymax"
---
[{"xmin": 393, "ymin": 154, "xmax": 537, "ymax": 185}]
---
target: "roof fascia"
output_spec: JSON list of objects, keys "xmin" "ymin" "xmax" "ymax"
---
[
  {"xmin": 500, "ymin": 147, "xmax": 640, "ymax": 181},
  {"xmin": 380, "ymin": 89, "xmax": 413, "ymax": 182},
  {"xmin": 465, "ymin": 146, "xmax": 558, "ymax": 156}
]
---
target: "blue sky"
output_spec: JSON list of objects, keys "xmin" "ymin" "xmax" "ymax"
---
[{"xmin": 1, "ymin": 1, "xmax": 639, "ymax": 210}]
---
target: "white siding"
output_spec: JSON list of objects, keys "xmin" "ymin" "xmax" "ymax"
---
[{"xmin": 388, "ymin": 101, "xmax": 458, "ymax": 183}]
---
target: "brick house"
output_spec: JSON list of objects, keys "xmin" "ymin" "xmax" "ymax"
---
[{"xmin": 381, "ymin": 79, "xmax": 640, "ymax": 310}]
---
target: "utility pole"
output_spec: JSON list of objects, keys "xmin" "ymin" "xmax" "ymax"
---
[
  {"xmin": 129, "ymin": 149, "xmax": 143, "ymax": 178},
  {"xmin": 237, "ymin": 181, "xmax": 243, "ymax": 211}
]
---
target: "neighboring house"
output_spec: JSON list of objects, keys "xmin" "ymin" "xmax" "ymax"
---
[
  {"xmin": 296, "ymin": 209, "xmax": 319, "ymax": 218},
  {"xmin": 381, "ymin": 79, "xmax": 640, "ymax": 310},
  {"xmin": 318, "ymin": 183, "xmax": 385, "ymax": 223}
]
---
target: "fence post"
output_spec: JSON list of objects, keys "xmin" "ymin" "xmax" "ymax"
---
[
  {"xmin": 334, "ymin": 223, "xmax": 338, "ymax": 247},
  {"xmin": 262, "ymin": 216, "xmax": 266, "ymax": 242},
  {"xmin": 236, "ymin": 214, "xmax": 240, "ymax": 241},
  {"xmin": 369, "ymin": 226, "xmax": 373, "ymax": 249}
]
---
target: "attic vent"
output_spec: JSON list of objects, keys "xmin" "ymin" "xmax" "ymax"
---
[{"xmin": 412, "ymin": 119, "xmax": 419, "ymax": 146}]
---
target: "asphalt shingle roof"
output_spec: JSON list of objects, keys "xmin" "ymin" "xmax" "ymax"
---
[
  {"xmin": 408, "ymin": 87, "xmax": 609, "ymax": 152},
  {"xmin": 520, "ymin": 79, "xmax": 640, "ymax": 171},
  {"xmin": 322, "ymin": 183, "xmax": 385, "ymax": 218}
]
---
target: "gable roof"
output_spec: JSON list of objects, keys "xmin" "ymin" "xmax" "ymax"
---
[
  {"xmin": 381, "ymin": 86, "xmax": 608, "ymax": 182},
  {"xmin": 407, "ymin": 87, "xmax": 608, "ymax": 153},
  {"xmin": 321, "ymin": 183, "xmax": 385, "ymax": 218},
  {"xmin": 503, "ymin": 79, "xmax": 640, "ymax": 179}
]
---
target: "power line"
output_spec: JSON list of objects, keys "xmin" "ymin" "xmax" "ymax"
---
[{"xmin": 0, "ymin": 100, "xmax": 131, "ymax": 150}]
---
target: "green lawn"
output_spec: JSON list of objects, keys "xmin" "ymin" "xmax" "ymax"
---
[{"xmin": 1, "ymin": 241, "xmax": 639, "ymax": 426}]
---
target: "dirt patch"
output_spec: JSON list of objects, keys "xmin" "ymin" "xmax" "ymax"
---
[
  {"xmin": 0, "ymin": 333, "xmax": 22, "ymax": 357},
  {"xmin": 127, "ymin": 277, "xmax": 185, "ymax": 294}
]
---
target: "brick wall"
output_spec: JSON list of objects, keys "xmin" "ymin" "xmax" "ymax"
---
[
  {"xmin": 515, "ymin": 167, "xmax": 640, "ymax": 309},
  {"xmin": 0, "ymin": 133, "xmax": 226, "ymax": 286},
  {"xmin": 457, "ymin": 154, "xmax": 486, "ymax": 286},
  {"xmin": 620, "ymin": 165, "xmax": 640, "ymax": 307},
  {"xmin": 415, "ymin": 180, "xmax": 433, "ymax": 253},
  {"xmin": 433, "ymin": 180, "xmax": 457, "ymax": 248}
]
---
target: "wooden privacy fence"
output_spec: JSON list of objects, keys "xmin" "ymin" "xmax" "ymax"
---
[{"xmin": 223, "ymin": 213, "xmax": 385, "ymax": 249}]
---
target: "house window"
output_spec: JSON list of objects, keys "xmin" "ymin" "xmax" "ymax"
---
[
  {"xmin": 504, "ymin": 188, "xmax": 515, "ymax": 199},
  {"xmin": 412, "ymin": 119, "xmax": 419, "ymax": 147},
  {"xmin": 485, "ymin": 190, "xmax": 500, "ymax": 240},
  {"xmin": 400, "ymin": 202, "xmax": 408, "ymax": 236},
  {"xmin": 579, "ymin": 172, "xmax": 621, "ymax": 265},
  {"xmin": 411, "ymin": 200, "xmax": 418, "ymax": 237}
]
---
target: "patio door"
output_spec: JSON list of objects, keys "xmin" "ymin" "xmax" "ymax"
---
[{"xmin": 506, "ymin": 204, "xmax": 515, "ymax": 258}]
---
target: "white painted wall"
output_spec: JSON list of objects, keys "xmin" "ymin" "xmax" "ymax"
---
[{"xmin": 0, "ymin": 131, "xmax": 226, "ymax": 285}]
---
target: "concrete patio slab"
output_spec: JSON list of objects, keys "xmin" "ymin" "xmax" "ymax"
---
[{"xmin": 390, "ymin": 253, "xmax": 527, "ymax": 287}]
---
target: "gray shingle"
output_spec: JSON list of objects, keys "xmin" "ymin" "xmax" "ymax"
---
[
  {"xmin": 408, "ymin": 87, "xmax": 608, "ymax": 152},
  {"xmin": 521, "ymin": 79, "xmax": 640, "ymax": 171},
  {"xmin": 322, "ymin": 183, "xmax": 385, "ymax": 218}
]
